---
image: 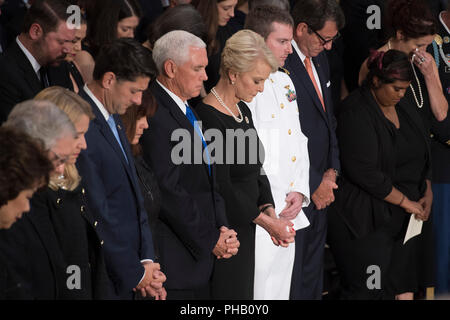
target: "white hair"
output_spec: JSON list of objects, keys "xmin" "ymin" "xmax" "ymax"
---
[
  {"xmin": 152, "ymin": 30, "xmax": 206, "ymax": 75},
  {"xmin": 4, "ymin": 99, "xmax": 76, "ymax": 150}
]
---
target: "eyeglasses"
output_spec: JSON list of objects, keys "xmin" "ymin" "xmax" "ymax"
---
[
  {"xmin": 49, "ymin": 149, "xmax": 71, "ymax": 167},
  {"xmin": 308, "ymin": 26, "xmax": 340, "ymax": 46}
]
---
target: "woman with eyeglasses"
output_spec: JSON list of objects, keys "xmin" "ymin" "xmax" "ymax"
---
[{"xmin": 27, "ymin": 86, "xmax": 113, "ymax": 299}]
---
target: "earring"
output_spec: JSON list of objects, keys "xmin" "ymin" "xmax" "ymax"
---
[{"xmin": 231, "ymin": 80, "xmax": 235, "ymax": 85}]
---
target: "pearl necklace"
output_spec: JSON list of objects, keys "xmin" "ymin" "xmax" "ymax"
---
[
  {"xmin": 388, "ymin": 40, "xmax": 423, "ymax": 108},
  {"xmin": 409, "ymin": 61, "xmax": 424, "ymax": 109},
  {"xmin": 211, "ymin": 87, "xmax": 243, "ymax": 123}
]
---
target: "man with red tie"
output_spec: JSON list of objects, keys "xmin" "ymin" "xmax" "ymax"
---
[{"xmin": 284, "ymin": 0, "xmax": 344, "ymax": 300}]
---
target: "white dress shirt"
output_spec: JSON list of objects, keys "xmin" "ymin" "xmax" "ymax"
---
[{"xmin": 291, "ymin": 39, "xmax": 323, "ymax": 97}]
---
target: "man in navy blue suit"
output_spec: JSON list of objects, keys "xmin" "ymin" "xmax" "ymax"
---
[
  {"xmin": 76, "ymin": 38, "xmax": 166, "ymax": 300},
  {"xmin": 140, "ymin": 30, "xmax": 239, "ymax": 300},
  {"xmin": 284, "ymin": 0, "xmax": 344, "ymax": 300}
]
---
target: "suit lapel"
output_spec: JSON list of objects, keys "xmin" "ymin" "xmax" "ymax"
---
[
  {"xmin": 286, "ymin": 51, "xmax": 328, "ymax": 123},
  {"xmin": 9, "ymin": 42, "xmax": 42, "ymax": 94},
  {"xmin": 80, "ymin": 89, "xmax": 133, "ymax": 175},
  {"xmin": 152, "ymin": 81, "xmax": 195, "ymax": 132},
  {"xmin": 151, "ymin": 81, "xmax": 212, "ymax": 178}
]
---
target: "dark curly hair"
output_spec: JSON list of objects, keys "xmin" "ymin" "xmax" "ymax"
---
[
  {"xmin": 365, "ymin": 49, "xmax": 413, "ymax": 88},
  {"xmin": 0, "ymin": 127, "xmax": 53, "ymax": 207},
  {"xmin": 386, "ymin": 0, "xmax": 437, "ymax": 40}
]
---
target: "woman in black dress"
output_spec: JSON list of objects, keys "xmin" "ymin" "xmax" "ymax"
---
[
  {"xmin": 328, "ymin": 50, "xmax": 432, "ymax": 300},
  {"xmin": 32, "ymin": 87, "xmax": 112, "ymax": 299},
  {"xmin": 195, "ymin": 30, "xmax": 296, "ymax": 299},
  {"xmin": 121, "ymin": 89, "xmax": 162, "ymax": 258},
  {"xmin": 358, "ymin": 0, "xmax": 449, "ymax": 298},
  {"xmin": 0, "ymin": 127, "xmax": 53, "ymax": 299}
]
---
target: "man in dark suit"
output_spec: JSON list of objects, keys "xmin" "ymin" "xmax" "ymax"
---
[
  {"xmin": 284, "ymin": 0, "xmax": 344, "ymax": 300},
  {"xmin": 76, "ymin": 38, "xmax": 166, "ymax": 300},
  {"xmin": 0, "ymin": 0, "xmax": 75, "ymax": 123},
  {"xmin": 140, "ymin": 30, "xmax": 239, "ymax": 300}
]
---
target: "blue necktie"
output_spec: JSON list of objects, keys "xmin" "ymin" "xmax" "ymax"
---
[
  {"xmin": 107, "ymin": 115, "xmax": 129, "ymax": 164},
  {"xmin": 185, "ymin": 104, "xmax": 211, "ymax": 176}
]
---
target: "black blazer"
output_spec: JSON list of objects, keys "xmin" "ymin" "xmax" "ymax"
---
[
  {"xmin": 332, "ymin": 86, "xmax": 431, "ymax": 238},
  {"xmin": 76, "ymin": 88, "xmax": 155, "ymax": 299},
  {"xmin": 0, "ymin": 41, "xmax": 43, "ymax": 123},
  {"xmin": 139, "ymin": 80, "xmax": 228, "ymax": 291},
  {"xmin": 285, "ymin": 49, "xmax": 340, "ymax": 217},
  {"xmin": 0, "ymin": 186, "xmax": 112, "ymax": 299},
  {"xmin": 0, "ymin": 41, "xmax": 73, "ymax": 123}
]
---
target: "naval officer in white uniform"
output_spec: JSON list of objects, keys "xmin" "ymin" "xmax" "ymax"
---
[{"xmin": 246, "ymin": 6, "xmax": 310, "ymax": 300}]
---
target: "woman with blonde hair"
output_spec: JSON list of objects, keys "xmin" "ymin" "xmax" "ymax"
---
[
  {"xmin": 29, "ymin": 86, "xmax": 112, "ymax": 299},
  {"xmin": 195, "ymin": 29, "xmax": 296, "ymax": 299}
]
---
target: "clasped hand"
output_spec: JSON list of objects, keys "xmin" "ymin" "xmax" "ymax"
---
[
  {"xmin": 264, "ymin": 207, "xmax": 296, "ymax": 248},
  {"xmin": 213, "ymin": 226, "xmax": 240, "ymax": 259},
  {"xmin": 311, "ymin": 170, "xmax": 338, "ymax": 210},
  {"xmin": 134, "ymin": 261, "xmax": 167, "ymax": 300}
]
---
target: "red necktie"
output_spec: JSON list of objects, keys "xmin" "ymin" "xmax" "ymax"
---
[{"xmin": 304, "ymin": 57, "xmax": 325, "ymax": 111}]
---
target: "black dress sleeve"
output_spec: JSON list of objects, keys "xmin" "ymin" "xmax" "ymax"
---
[{"xmin": 338, "ymin": 99, "xmax": 393, "ymax": 200}]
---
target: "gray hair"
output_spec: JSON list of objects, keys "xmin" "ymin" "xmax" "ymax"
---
[
  {"xmin": 4, "ymin": 99, "xmax": 76, "ymax": 150},
  {"xmin": 152, "ymin": 30, "xmax": 206, "ymax": 75}
]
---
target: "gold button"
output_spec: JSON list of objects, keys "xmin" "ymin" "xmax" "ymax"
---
[
  {"xmin": 271, "ymin": 114, "xmax": 275, "ymax": 118},
  {"xmin": 292, "ymin": 156, "xmax": 296, "ymax": 162},
  {"xmin": 288, "ymin": 129, "xmax": 292, "ymax": 135},
  {"xmin": 80, "ymin": 205, "xmax": 85, "ymax": 212},
  {"xmin": 82, "ymin": 188, "xmax": 85, "ymax": 195},
  {"xmin": 56, "ymin": 198, "xmax": 61, "ymax": 204},
  {"xmin": 430, "ymin": 134, "xmax": 434, "ymax": 138},
  {"xmin": 446, "ymin": 139, "xmax": 450, "ymax": 146},
  {"xmin": 280, "ymin": 103, "xmax": 284, "ymax": 109},
  {"xmin": 94, "ymin": 221, "xmax": 98, "ymax": 227},
  {"xmin": 100, "ymin": 240, "xmax": 104, "ymax": 246}
]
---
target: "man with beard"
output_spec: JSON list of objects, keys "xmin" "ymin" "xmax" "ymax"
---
[{"xmin": 0, "ymin": 0, "xmax": 75, "ymax": 123}]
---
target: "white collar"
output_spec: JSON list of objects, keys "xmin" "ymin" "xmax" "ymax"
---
[
  {"xmin": 83, "ymin": 83, "xmax": 111, "ymax": 121},
  {"xmin": 439, "ymin": 12, "xmax": 450, "ymax": 36},
  {"xmin": 291, "ymin": 39, "xmax": 309, "ymax": 66},
  {"xmin": 16, "ymin": 36, "xmax": 41, "ymax": 75},
  {"xmin": 156, "ymin": 79, "xmax": 188, "ymax": 115}
]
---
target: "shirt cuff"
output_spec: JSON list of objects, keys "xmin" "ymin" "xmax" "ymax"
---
[{"xmin": 138, "ymin": 259, "xmax": 154, "ymax": 285}]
